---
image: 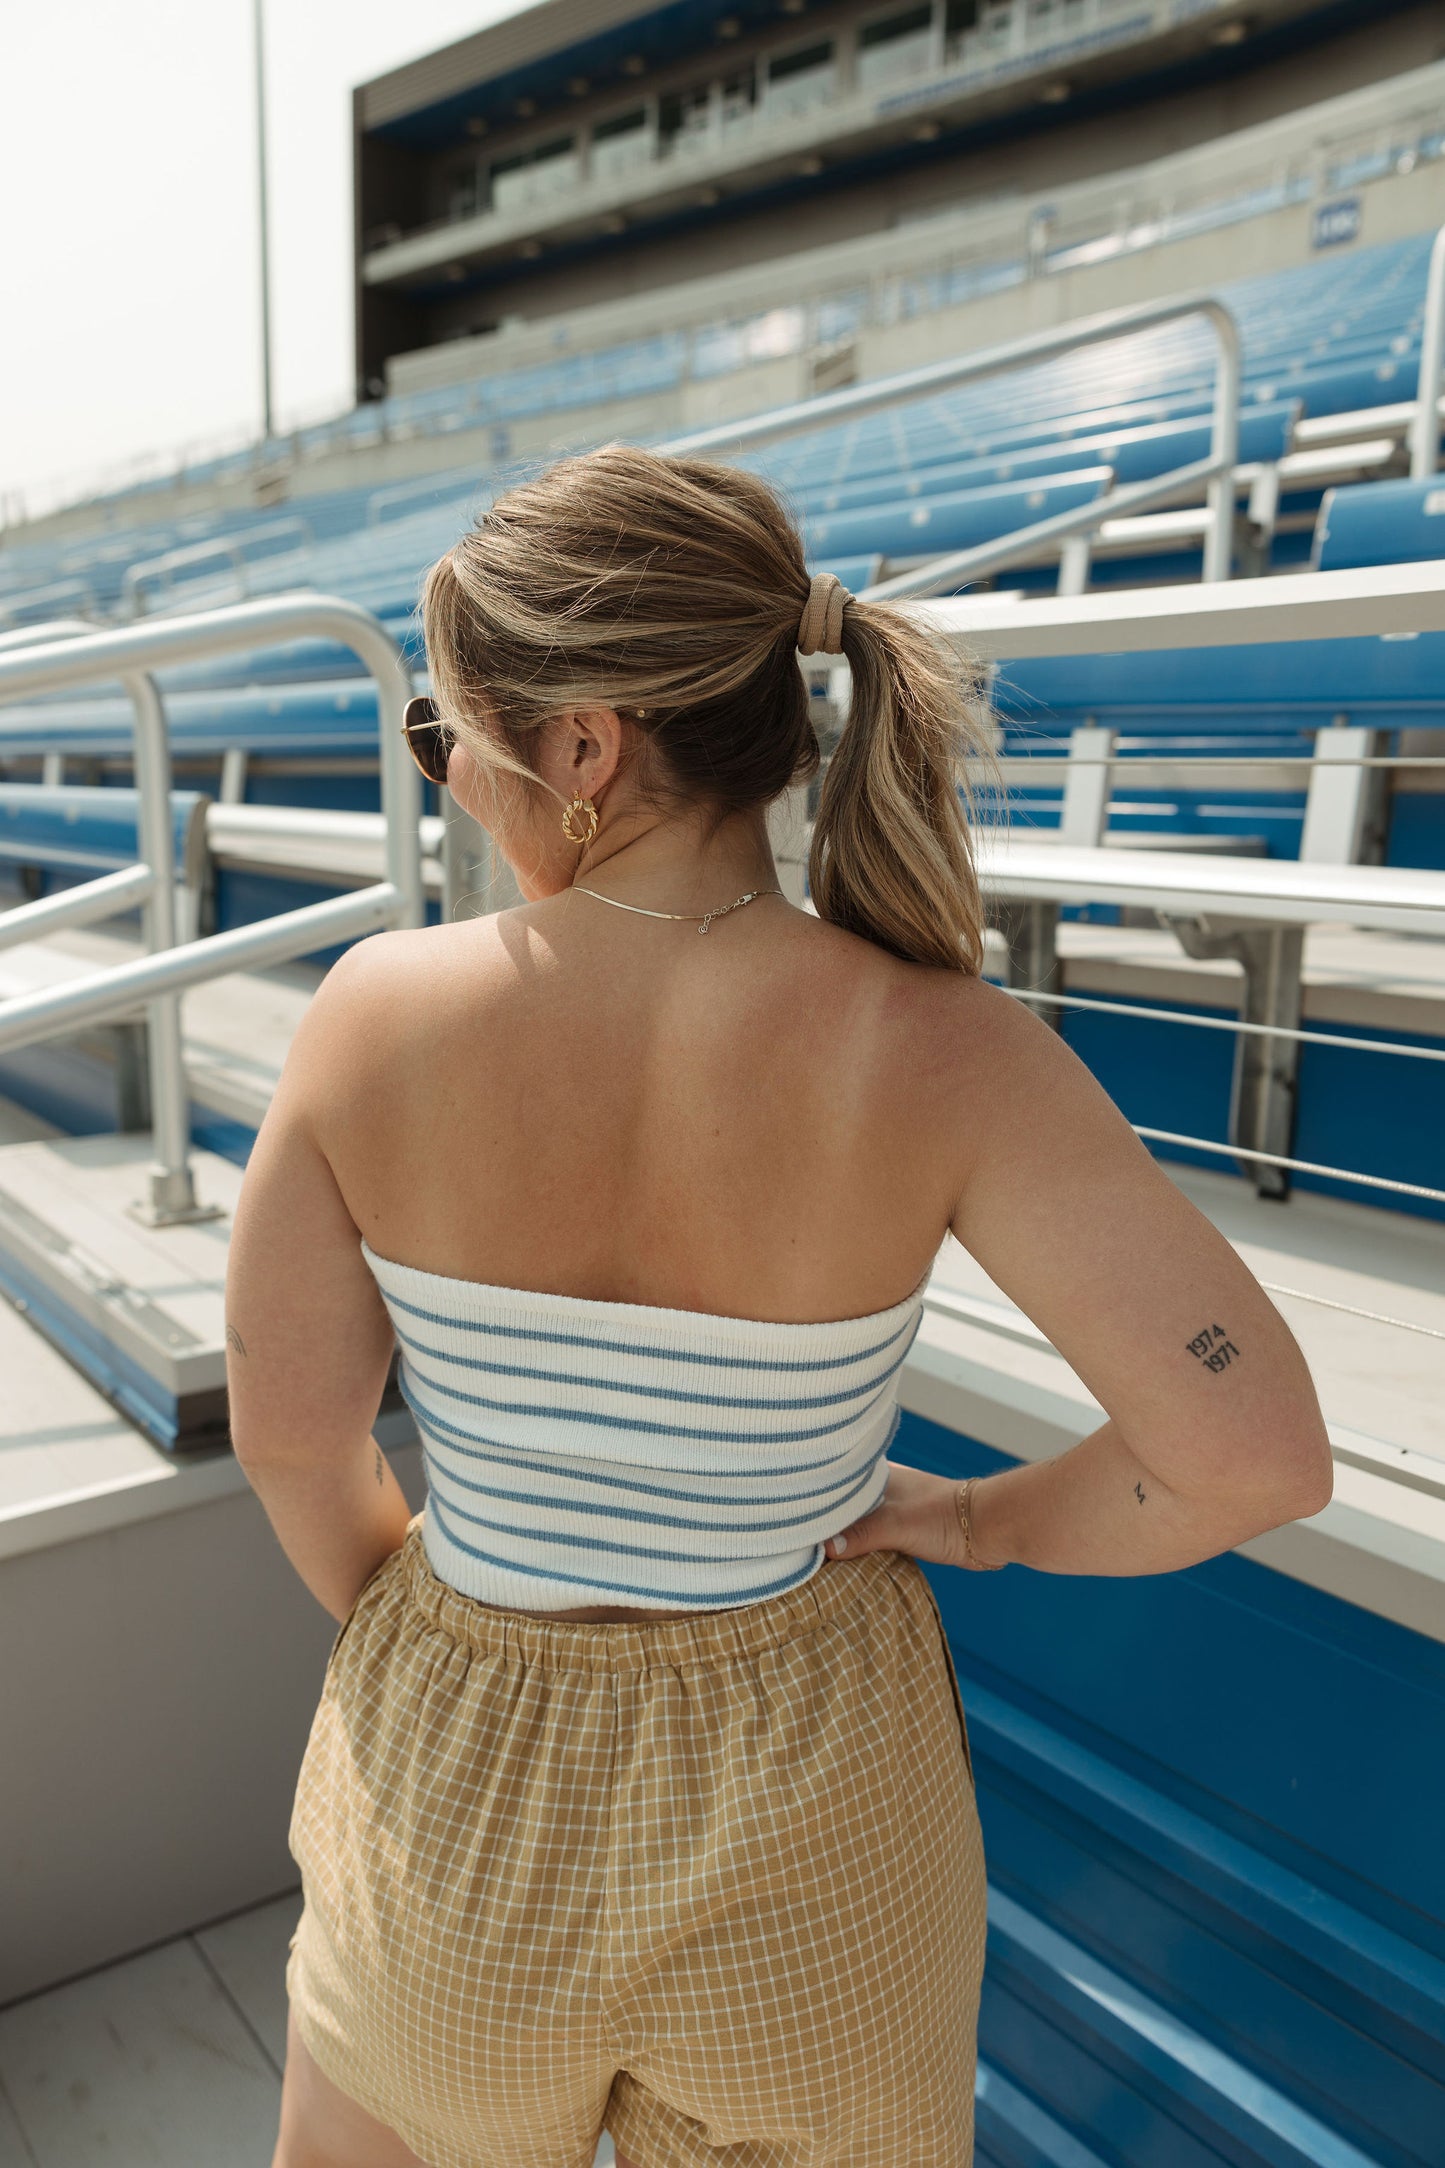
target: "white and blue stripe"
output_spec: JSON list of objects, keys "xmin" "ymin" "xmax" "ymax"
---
[{"xmin": 361, "ymin": 1238, "xmax": 925, "ymax": 1612}]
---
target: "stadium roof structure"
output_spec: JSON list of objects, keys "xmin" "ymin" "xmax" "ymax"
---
[{"xmin": 352, "ymin": 0, "xmax": 1391, "ymax": 399}]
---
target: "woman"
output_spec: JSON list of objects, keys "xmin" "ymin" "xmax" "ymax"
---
[{"xmin": 226, "ymin": 444, "xmax": 1332, "ymax": 2168}]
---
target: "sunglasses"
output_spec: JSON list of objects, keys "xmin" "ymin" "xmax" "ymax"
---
[{"xmin": 401, "ymin": 695, "xmax": 454, "ymax": 786}]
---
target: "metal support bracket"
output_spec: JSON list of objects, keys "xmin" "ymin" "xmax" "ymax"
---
[
  {"xmin": 1162, "ymin": 912, "xmax": 1304, "ymax": 1199},
  {"xmin": 113, "ymin": 1019, "xmax": 152, "ymax": 1134},
  {"xmin": 991, "ymin": 899, "xmax": 1063, "ymax": 1031},
  {"xmin": 1300, "ymin": 723, "xmax": 1390, "ymax": 865}
]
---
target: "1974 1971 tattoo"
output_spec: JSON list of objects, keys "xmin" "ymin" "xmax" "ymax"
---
[{"xmin": 1187, "ymin": 1323, "xmax": 1240, "ymax": 1373}]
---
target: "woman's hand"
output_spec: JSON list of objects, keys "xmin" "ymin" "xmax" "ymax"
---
[{"xmin": 824, "ymin": 1460, "xmax": 1002, "ymax": 1570}]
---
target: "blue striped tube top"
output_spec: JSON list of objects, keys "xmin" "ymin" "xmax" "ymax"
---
[{"xmin": 361, "ymin": 1238, "xmax": 926, "ymax": 1612}]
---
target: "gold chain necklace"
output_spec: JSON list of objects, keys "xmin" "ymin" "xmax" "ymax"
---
[{"xmin": 572, "ymin": 884, "xmax": 783, "ymax": 935}]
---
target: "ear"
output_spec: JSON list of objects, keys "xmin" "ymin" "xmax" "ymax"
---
[{"xmin": 556, "ymin": 705, "xmax": 627, "ymax": 801}]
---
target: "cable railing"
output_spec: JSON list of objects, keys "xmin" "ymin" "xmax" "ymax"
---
[
  {"xmin": 0, "ymin": 571, "xmax": 1442, "ymax": 1227},
  {"xmin": 774, "ymin": 561, "xmax": 1445, "ymax": 1209},
  {"xmin": 0, "ymin": 597, "xmax": 421, "ymax": 1222}
]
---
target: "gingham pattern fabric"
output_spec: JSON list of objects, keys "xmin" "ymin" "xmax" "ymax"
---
[
  {"xmin": 358, "ymin": 1238, "xmax": 926, "ymax": 1614},
  {"xmin": 287, "ymin": 1511, "xmax": 988, "ymax": 2167}
]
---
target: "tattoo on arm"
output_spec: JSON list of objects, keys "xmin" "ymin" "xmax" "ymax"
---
[
  {"xmin": 226, "ymin": 1324, "xmax": 247, "ymax": 1358},
  {"xmin": 1134, "ymin": 1481, "xmax": 1147, "ymax": 1505},
  {"xmin": 375, "ymin": 1445, "xmax": 385, "ymax": 1487},
  {"xmin": 1186, "ymin": 1322, "xmax": 1240, "ymax": 1374}
]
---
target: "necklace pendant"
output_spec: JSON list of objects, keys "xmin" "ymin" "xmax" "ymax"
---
[{"xmin": 698, "ymin": 914, "xmax": 714, "ymax": 935}]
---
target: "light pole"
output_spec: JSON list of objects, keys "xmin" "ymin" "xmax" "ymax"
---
[{"xmin": 253, "ymin": 0, "xmax": 275, "ymax": 441}]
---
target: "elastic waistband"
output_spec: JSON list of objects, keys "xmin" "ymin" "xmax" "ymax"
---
[{"xmin": 394, "ymin": 1513, "xmax": 918, "ymax": 1674}]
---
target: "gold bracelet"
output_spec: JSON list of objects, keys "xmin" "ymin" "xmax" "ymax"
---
[{"xmin": 954, "ymin": 1477, "xmax": 1004, "ymax": 1571}]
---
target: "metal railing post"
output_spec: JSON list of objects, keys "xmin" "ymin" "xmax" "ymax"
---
[
  {"xmin": 1169, "ymin": 916, "xmax": 1304, "ymax": 1200},
  {"xmin": 1409, "ymin": 220, "xmax": 1445, "ymax": 482},
  {"xmin": 1058, "ymin": 727, "xmax": 1115, "ymax": 847},
  {"xmin": 662, "ymin": 288, "xmax": 1243, "ymax": 589},
  {"xmin": 0, "ymin": 596, "xmax": 422, "ymax": 1224},
  {"xmin": 123, "ymin": 669, "xmax": 199, "ymax": 1218},
  {"xmin": 1300, "ymin": 724, "xmax": 1389, "ymax": 864},
  {"xmin": 1202, "ymin": 299, "xmax": 1242, "ymax": 583}
]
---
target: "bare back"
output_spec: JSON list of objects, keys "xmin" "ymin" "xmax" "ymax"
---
[{"xmin": 317, "ymin": 893, "xmax": 974, "ymax": 1331}]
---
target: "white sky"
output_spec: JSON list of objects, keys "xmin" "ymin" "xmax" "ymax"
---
[{"xmin": 0, "ymin": 0, "xmax": 529, "ymax": 514}]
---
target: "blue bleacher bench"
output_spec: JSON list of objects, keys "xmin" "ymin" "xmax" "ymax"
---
[
  {"xmin": 0, "ymin": 785, "xmax": 210, "ymax": 887},
  {"xmin": 797, "ymin": 403, "xmax": 1299, "ymax": 518},
  {"xmin": 803, "ymin": 467, "xmax": 1112, "ymax": 566},
  {"xmin": 1313, "ymin": 476, "xmax": 1445, "ymax": 572},
  {"xmin": 0, "ymin": 684, "xmax": 383, "ymax": 763}
]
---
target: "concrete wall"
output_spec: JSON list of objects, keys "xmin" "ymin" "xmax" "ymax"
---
[{"xmin": 0, "ymin": 1432, "xmax": 426, "ymax": 2007}]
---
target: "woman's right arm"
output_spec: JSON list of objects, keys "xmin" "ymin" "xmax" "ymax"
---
[{"xmin": 829, "ymin": 977, "xmax": 1334, "ymax": 1577}]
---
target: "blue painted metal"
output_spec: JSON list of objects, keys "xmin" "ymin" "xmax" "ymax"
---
[
  {"xmin": 902, "ymin": 1410, "xmax": 1445, "ymax": 2165},
  {"xmin": 1048, "ymin": 985, "xmax": 1445, "ymax": 1224},
  {"xmin": 0, "ymin": 783, "xmax": 208, "ymax": 880},
  {"xmin": 989, "ymin": 631, "xmax": 1445, "ymax": 870},
  {"xmin": 0, "ymin": 684, "xmax": 382, "ymax": 760},
  {"xmin": 804, "ymin": 468, "xmax": 1111, "ymax": 565},
  {"xmin": 1315, "ymin": 479, "xmax": 1445, "ymax": 572},
  {"xmin": 796, "ymin": 403, "xmax": 1298, "ymax": 518},
  {"xmin": 995, "ymin": 635, "xmax": 1445, "ymax": 722},
  {"xmin": 804, "ymin": 551, "xmax": 883, "ymax": 590}
]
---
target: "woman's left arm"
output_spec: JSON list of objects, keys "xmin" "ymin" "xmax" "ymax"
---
[{"xmin": 225, "ymin": 941, "xmax": 415, "ymax": 1623}]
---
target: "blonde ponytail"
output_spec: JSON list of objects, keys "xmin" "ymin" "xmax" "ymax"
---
[
  {"xmin": 420, "ymin": 441, "xmax": 992, "ymax": 973},
  {"xmin": 808, "ymin": 597, "xmax": 993, "ymax": 973}
]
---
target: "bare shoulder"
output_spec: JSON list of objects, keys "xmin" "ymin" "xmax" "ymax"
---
[
  {"xmin": 280, "ymin": 917, "xmax": 513, "ymax": 1104},
  {"xmin": 305, "ymin": 915, "xmax": 513, "ymax": 1021},
  {"xmin": 851, "ymin": 943, "xmax": 1135, "ymax": 1196},
  {"xmin": 852, "ymin": 936, "xmax": 1076, "ymax": 1103}
]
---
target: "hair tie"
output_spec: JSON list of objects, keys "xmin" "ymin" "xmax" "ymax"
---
[{"xmin": 797, "ymin": 571, "xmax": 850, "ymax": 657}]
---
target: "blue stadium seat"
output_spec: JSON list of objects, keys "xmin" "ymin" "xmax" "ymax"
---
[
  {"xmin": 995, "ymin": 633, "xmax": 1445, "ymax": 728},
  {"xmin": 0, "ymin": 785, "xmax": 210, "ymax": 883},
  {"xmin": 1313, "ymin": 476, "xmax": 1445, "ymax": 570},
  {"xmin": 803, "ymin": 467, "xmax": 1112, "ymax": 565},
  {"xmin": 805, "ymin": 554, "xmax": 884, "ymax": 591},
  {"xmin": 0, "ymin": 685, "xmax": 382, "ymax": 762},
  {"xmin": 992, "ymin": 634, "xmax": 1445, "ymax": 866},
  {"xmin": 796, "ymin": 403, "xmax": 1297, "ymax": 517}
]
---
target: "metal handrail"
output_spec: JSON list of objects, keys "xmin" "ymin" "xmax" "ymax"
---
[
  {"xmin": 0, "ymin": 596, "xmax": 421, "ymax": 1222},
  {"xmin": 661, "ymin": 289, "xmax": 1242, "ymax": 584},
  {"xmin": 863, "ymin": 452, "xmax": 1229, "ymax": 602},
  {"xmin": 1409, "ymin": 219, "xmax": 1445, "ymax": 483},
  {"xmin": 0, "ymin": 863, "xmax": 158, "ymax": 956},
  {"xmin": 918, "ymin": 556, "xmax": 1445, "ymax": 657},
  {"xmin": 758, "ymin": 562, "xmax": 1445, "ymax": 1206},
  {"xmin": 0, "ymin": 618, "xmax": 94, "ymax": 653},
  {"xmin": 121, "ymin": 517, "xmax": 316, "ymax": 619}
]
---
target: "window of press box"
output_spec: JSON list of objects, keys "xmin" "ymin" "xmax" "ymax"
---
[
  {"xmin": 857, "ymin": 4, "xmax": 936, "ymax": 89},
  {"xmin": 591, "ymin": 105, "xmax": 653, "ymax": 178},
  {"xmin": 593, "ymin": 106, "xmax": 648, "ymax": 142},
  {"xmin": 720, "ymin": 67, "xmax": 757, "ymax": 124},
  {"xmin": 763, "ymin": 39, "xmax": 836, "ymax": 118},
  {"xmin": 945, "ymin": 0, "xmax": 981, "ymax": 35},
  {"xmin": 767, "ymin": 39, "xmax": 836, "ymax": 83},
  {"xmin": 859, "ymin": 6, "xmax": 936, "ymax": 50},
  {"xmin": 490, "ymin": 134, "xmax": 580, "ymax": 215},
  {"xmin": 659, "ymin": 85, "xmax": 713, "ymax": 147}
]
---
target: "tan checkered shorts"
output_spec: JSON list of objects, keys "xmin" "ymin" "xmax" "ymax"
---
[{"xmin": 286, "ymin": 1511, "xmax": 987, "ymax": 2167}]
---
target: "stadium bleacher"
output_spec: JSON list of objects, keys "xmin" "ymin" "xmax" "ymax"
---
[
  {"xmin": 3, "ymin": 20, "xmax": 1445, "ymax": 2160},
  {"xmin": 4, "ymin": 225, "xmax": 1442, "ymax": 887}
]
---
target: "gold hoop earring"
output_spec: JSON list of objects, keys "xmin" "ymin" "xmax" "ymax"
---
[{"xmin": 561, "ymin": 793, "xmax": 599, "ymax": 847}]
